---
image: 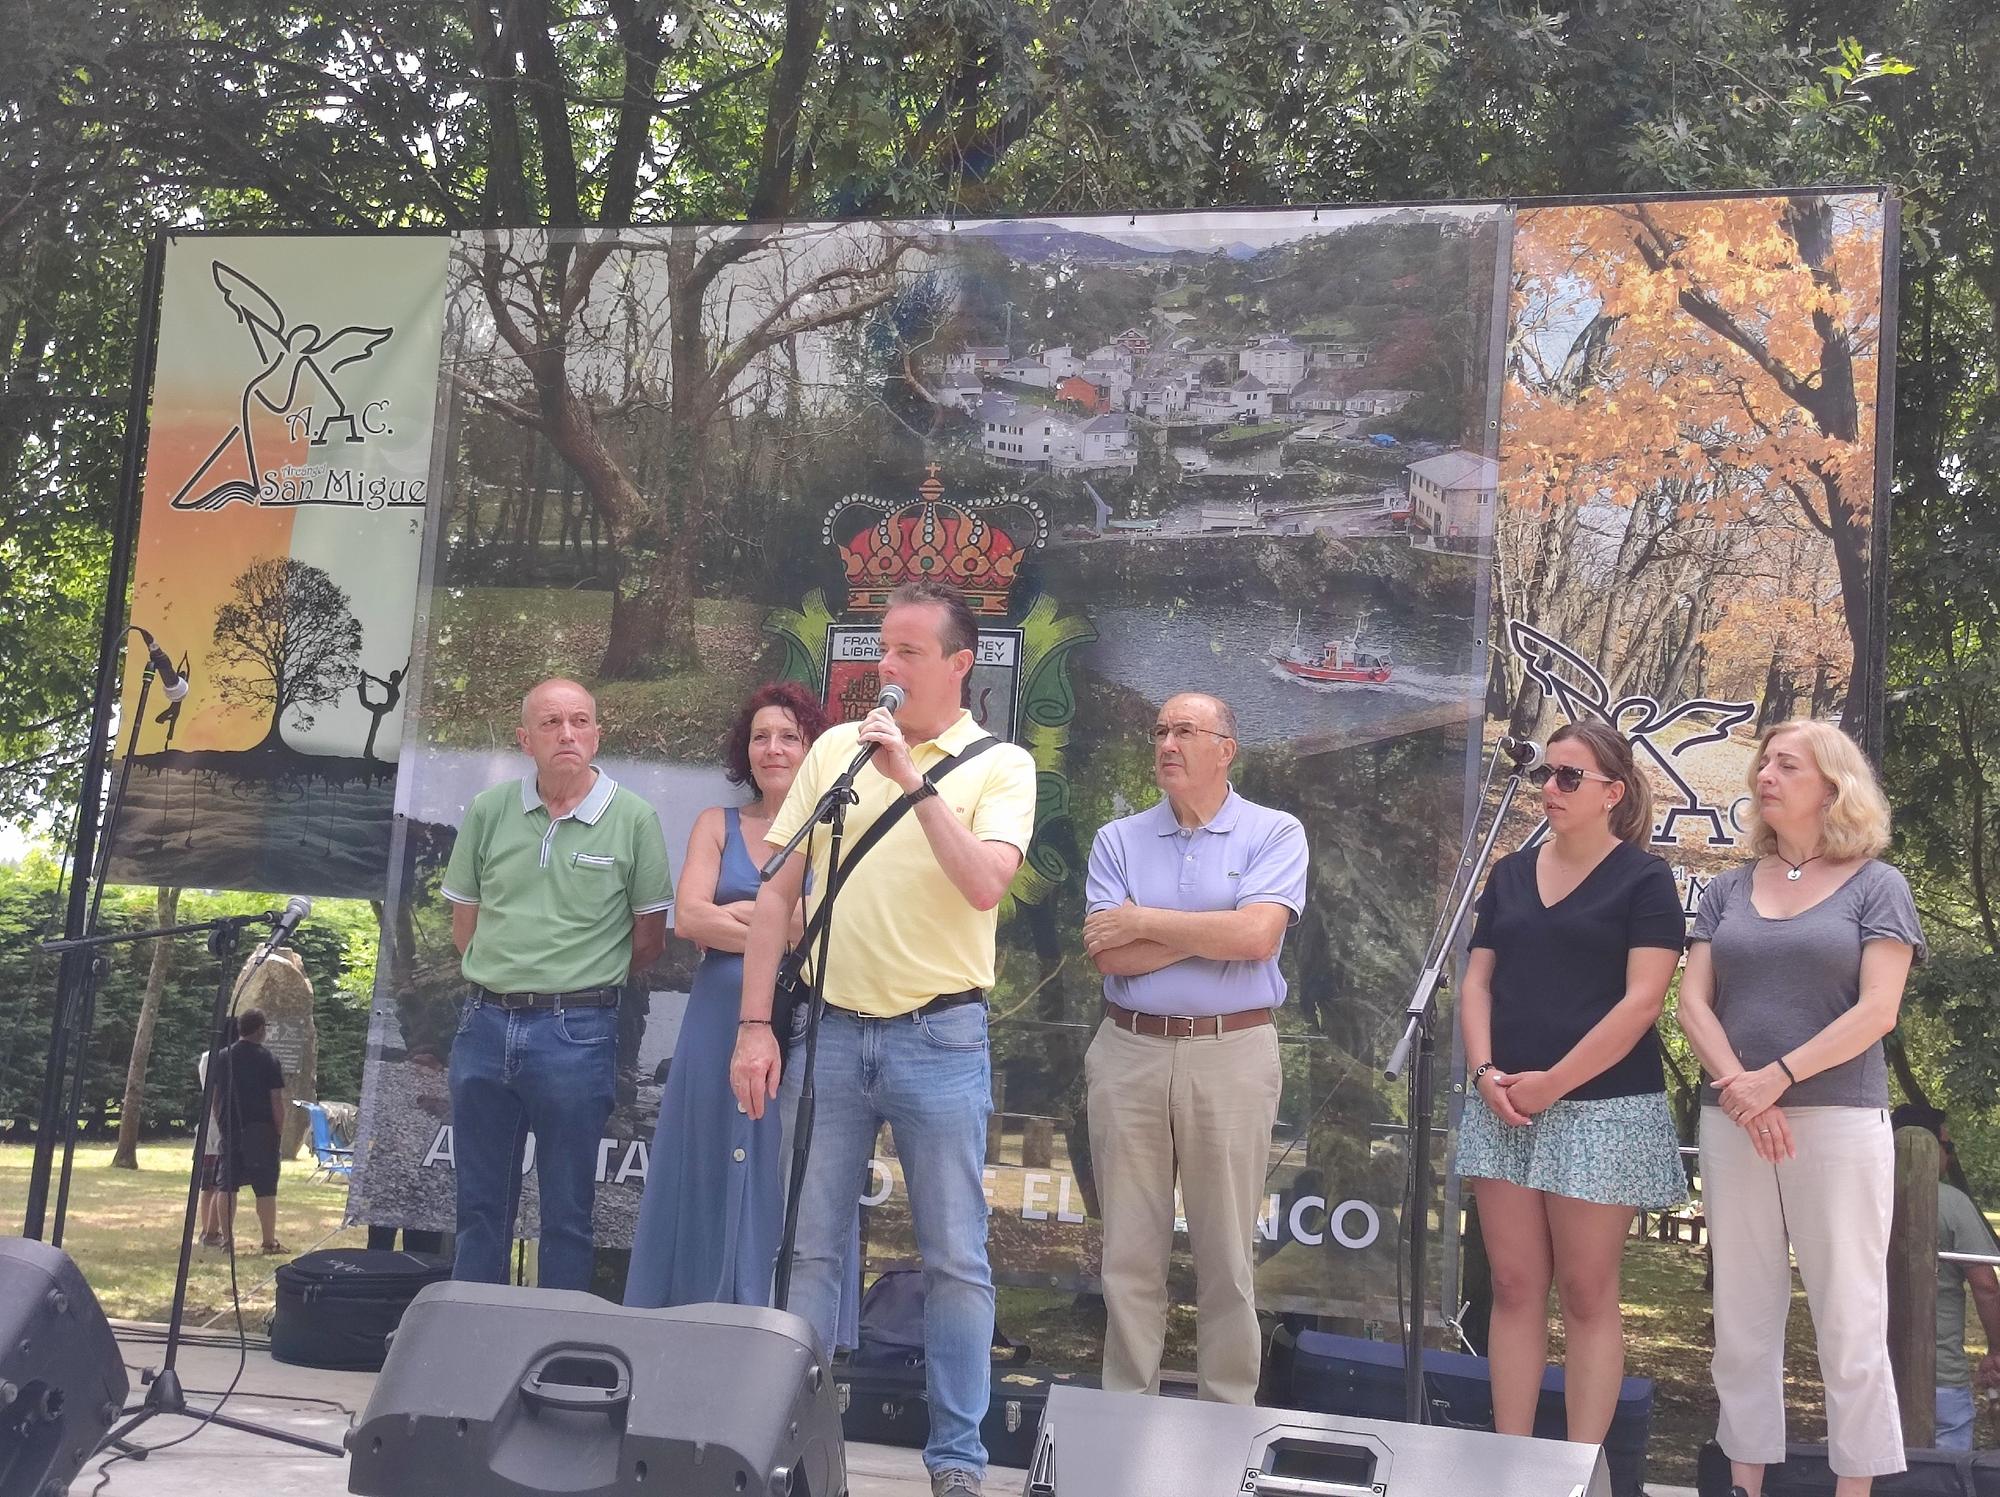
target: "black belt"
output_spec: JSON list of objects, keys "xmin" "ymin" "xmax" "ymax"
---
[
  {"xmin": 917, "ymin": 988, "xmax": 983, "ymax": 1016},
  {"xmin": 475, "ymin": 985, "xmax": 620, "ymax": 1011}
]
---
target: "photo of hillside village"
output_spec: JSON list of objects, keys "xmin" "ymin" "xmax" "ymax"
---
[{"xmin": 920, "ymin": 211, "xmax": 1502, "ymax": 552}]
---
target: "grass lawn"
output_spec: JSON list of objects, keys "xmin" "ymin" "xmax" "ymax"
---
[
  {"xmin": 7, "ymin": 1144, "xmax": 1991, "ymax": 1484},
  {"xmin": 0, "ymin": 1142, "xmax": 369, "ymax": 1326}
]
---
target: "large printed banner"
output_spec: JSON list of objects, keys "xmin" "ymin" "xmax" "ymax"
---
[
  {"xmin": 105, "ymin": 235, "xmax": 448, "ymax": 897},
  {"xmin": 114, "ymin": 195, "xmax": 1887, "ymax": 1323}
]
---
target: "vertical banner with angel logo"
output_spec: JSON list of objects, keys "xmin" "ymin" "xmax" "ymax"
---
[{"xmin": 104, "ymin": 234, "xmax": 449, "ymax": 898}]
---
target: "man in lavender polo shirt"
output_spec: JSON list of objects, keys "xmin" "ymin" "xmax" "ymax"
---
[{"xmin": 1081, "ymin": 691, "xmax": 1308, "ymax": 1404}]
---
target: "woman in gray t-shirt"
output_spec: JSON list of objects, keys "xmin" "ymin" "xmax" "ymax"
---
[{"xmin": 1679, "ymin": 720, "xmax": 1924, "ymax": 1497}]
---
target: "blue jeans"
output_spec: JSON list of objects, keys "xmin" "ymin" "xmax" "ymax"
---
[
  {"xmin": 447, "ymin": 996, "xmax": 618, "ymax": 1291},
  {"xmin": 781, "ymin": 1002, "xmax": 994, "ymax": 1476},
  {"xmin": 1936, "ymin": 1382, "xmax": 1975, "ymax": 1451}
]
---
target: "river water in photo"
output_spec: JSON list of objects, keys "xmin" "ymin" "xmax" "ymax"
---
[{"xmin": 1080, "ymin": 592, "xmax": 1484, "ymax": 749}]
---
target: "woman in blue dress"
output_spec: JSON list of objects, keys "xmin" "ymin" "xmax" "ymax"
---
[{"xmin": 627, "ymin": 682, "xmax": 842, "ymax": 1313}]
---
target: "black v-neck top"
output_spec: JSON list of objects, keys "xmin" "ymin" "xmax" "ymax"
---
[{"xmin": 1469, "ymin": 839, "xmax": 1686, "ymax": 1099}]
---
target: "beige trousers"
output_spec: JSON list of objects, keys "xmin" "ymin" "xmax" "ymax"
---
[
  {"xmin": 1699, "ymin": 1104, "xmax": 1904, "ymax": 1478},
  {"xmin": 1085, "ymin": 1016, "xmax": 1282, "ymax": 1404}
]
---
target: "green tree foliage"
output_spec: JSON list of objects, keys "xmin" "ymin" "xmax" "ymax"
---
[
  {"xmin": 0, "ymin": 856, "xmax": 378, "ymax": 1139},
  {"xmin": 4, "ymin": 0, "xmax": 2000, "ymax": 1136}
]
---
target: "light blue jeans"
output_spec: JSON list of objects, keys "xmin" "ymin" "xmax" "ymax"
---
[
  {"xmin": 1935, "ymin": 1382, "xmax": 1975, "ymax": 1451},
  {"xmin": 780, "ymin": 1002, "xmax": 994, "ymax": 1476}
]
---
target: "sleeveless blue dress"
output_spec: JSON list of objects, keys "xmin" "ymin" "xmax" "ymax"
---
[{"xmin": 626, "ymin": 809, "xmax": 858, "ymax": 1342}]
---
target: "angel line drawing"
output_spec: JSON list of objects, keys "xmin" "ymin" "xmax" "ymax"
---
[
  {"xmin": 169, "ymin": 262, "xmax": 393, "ymax": 512},
  {"xmin": 1507, "ymin": 619, "xmax": 1757, "ymax": 847}
]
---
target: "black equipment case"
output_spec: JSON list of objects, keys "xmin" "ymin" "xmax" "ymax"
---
[{"xmin": 268, "ymin": 1248, "xmax": 450, "ymax": 1371}]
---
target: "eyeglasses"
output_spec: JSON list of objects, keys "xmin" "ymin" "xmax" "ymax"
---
[
  {"xmin": 1148, "ymin": 724, "xmax": 1234, "ymax": 745},
  {"xmin": 1528, "ymin": 763, "xmax": 1616, "ymax": 793}
]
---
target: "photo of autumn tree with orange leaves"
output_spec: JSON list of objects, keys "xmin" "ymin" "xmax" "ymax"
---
[{"xmin": 1493, "ymin": 191, "xmax": 1890, "ymax": 875}]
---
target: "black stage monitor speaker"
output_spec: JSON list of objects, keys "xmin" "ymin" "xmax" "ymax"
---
[
  {"xmin": 1028, "ymin": 1384, "xmax": 1613, "ymax": 1497},
  {"xmin": 346, "ymin": 1284, "xmax": 847, "ymax": 1497},
  {"xmin": 0, "ymin": 1237, "xmax": 129, "ymax": 1497}
]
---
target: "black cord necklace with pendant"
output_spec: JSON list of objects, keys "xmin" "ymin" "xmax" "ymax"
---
[{"xmin": 1778, "ymin": 851, "xmax": 1825, "ymax": 882}]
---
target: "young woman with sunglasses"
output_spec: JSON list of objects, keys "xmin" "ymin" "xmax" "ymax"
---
[{"xmin": 1457, "ymin": 720, "xmax": 1688, "ymax": 1445}]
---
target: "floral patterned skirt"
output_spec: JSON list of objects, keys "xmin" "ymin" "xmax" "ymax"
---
[{"xmin": 1457, "ymin": 1087, "xmax": 1688, "ymax": 1209}]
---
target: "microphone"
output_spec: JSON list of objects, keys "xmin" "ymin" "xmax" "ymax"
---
[
  {"xmin": 840, "ymin": 683, "xmax": 907, "ymax": 780},
  {"xmin": 257, "ymin": 896, "xmax": 312, "ymax": 958},
  {"xmin": 133, "ymin": 627, "xmax": 189, "ymax": 702},
  {"xmin": 1499, "ymin": 735, "xmax": 1545, "ymax": 771}
]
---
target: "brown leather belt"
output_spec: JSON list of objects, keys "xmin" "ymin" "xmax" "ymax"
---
[{"xmin": 1104, "ymin": 999, "xmax": 1273, "ymax": 1039}]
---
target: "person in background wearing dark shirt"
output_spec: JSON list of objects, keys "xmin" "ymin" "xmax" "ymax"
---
[
  {"xmin": 217, "ymin": 1007, "xmax": 288, "ymax": 1255},
  {"xmin": 1456, "ymin": 720, "xmax": 1688, "ymax": 1444}
]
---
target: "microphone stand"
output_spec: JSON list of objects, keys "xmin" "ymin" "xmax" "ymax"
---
[
  {"xmin": 38, "ymin": 913, "xmax": 346, "ymax": 1459},
  {"xmin": 759, "ymin": 757, "xmax": 869, "ymax": 1312},
  {"xmin": 1383, "ymin": 741, "xmax": 1535, "ymax": 1424}
]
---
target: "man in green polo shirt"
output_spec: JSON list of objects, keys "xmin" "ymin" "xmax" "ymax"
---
[{"xmin": 441, "ymin": 677, "xmax": 672, "ymax": 1289}]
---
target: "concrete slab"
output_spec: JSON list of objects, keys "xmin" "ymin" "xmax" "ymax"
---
[{"xmin": 89, "ymin": 1331, "xmax": 1025, "ymax": 1497}]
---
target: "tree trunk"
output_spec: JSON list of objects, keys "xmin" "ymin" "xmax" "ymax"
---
[{"xmin": 111, "ymin": 885, "xmax": 182, "ymax": 1168}]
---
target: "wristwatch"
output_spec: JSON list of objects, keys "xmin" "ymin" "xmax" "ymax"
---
[{"xmin": 905, "ymin": 781, "xmax": 939, "ymax": 805}]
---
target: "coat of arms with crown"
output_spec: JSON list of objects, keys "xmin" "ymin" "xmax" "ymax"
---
[{"xmin": 762, "ymin": 465, "xmax": 1095, "ymax": 908}]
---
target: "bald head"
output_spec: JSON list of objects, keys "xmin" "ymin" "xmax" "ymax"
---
[
  {"xmin": 522, "ymin": 677, "xmax": 595, "ymax": 727},
  {"xmin": 517, "ymin": 677, "xmax": 600, "ymax": 785},
  {"xmin": 1163, "ymin": 692, "xmax": 1237, "ymax": 740}
]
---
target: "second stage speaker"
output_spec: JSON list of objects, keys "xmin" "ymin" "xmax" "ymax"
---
[{"xmin": 1028, "ymin": 1383, "xmax": 1612, "ymax": 1497}]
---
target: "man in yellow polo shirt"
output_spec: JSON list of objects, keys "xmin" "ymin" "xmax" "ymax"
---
[{"xmin": 731, "ymin": 580, "xmax": 1035, "ymax": 1497}]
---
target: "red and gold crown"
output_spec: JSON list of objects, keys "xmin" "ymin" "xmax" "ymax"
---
[{"xmin": 823, "ymin": 467, "xmax": 1048, "ymax": 615}]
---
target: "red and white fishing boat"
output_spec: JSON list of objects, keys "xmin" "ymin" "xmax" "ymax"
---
[{"xmin": 1272, "ymin": 614, "xmax": 1393, "ymax": 684}]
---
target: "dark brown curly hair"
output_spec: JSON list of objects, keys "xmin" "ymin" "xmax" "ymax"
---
[{"xmin": 724, "ymin": 681, "xmax": 830, "ymax": 791}]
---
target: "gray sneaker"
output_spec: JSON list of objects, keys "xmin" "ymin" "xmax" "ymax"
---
[{"xmin": 929, "ymin": 1470, "xmax": 982, "ymax": 1497}]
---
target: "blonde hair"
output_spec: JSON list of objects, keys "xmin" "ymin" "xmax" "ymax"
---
[
  {"xmin": 1742, "ymin": 718, "xmax": 1891, "ymax": 860},
  {"xmin": 1549, "ymin": 719, "xmax": 1655, "ymax": 847}
]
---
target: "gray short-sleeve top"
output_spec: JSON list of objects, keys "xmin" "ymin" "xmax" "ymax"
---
[{"xmin": 1690, "ymin": 858, "xmax": 1925, "ymax": 1108}]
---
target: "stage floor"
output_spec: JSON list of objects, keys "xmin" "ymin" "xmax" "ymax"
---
[
  {"xmin": 90, "ymin": 1329, "xmax": 1001, "ymax": 1497},
  {"xmin": 92, "ymin": 1327, "xmax": 1700, "ymax": 1497}
]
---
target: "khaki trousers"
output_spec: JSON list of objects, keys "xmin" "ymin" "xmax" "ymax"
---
[
  {"xmin": 1699, "ymin": 1104, "xmax": 1904, "ymax": 1478},
  {"xmin": 1085, "ymin": 1016, "xmax": 1282, "ymax": 1403}
]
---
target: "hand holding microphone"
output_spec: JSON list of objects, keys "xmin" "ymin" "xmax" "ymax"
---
[{"xmin": 844, "ymin": 683, "xmax": 916, "ymax": 789}]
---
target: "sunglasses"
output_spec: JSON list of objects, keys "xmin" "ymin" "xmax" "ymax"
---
[{"xmin": 1528, "ymin": 763, "xmax": 1616, "ymax": 793}]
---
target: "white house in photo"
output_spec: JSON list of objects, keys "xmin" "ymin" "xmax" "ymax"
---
[
  {"xmin": 946, "ymin": 345, "xmax": 1011, "ymax": 375},
  {"xmin": 1081, "ymin": 350, "xmax": 1135, "ymax": 402},
  {"xmin": 997, "ymin": 357, "xmax": 1055, "ymax": 389},
  {"xmin": 1127, "ymin": 373, "xmax": 1190, "ymax": 420},
  {"xmin": 1288, "ymin": 372, "xmax": 1347, "ymax": 414},
  {"xmin": 1341, "ymin": 388, "xmax": 1418, "ymax": 416},
  {"xmin": 931, "ymin": 372, "xmax": 986, "ymax": 412},
  {"xmin": 1240, "ymin": 335, "xmax": 1308, "ymax": 392},
  {"xmin": 1052, "ymin": 412, "xmax": 1138, "ymax": 474},
  {"xmin": 1040, "ymin": 344, "xmax": 1082, "ymax": 380},
  {"xmin": 979, "ymin": 395, "xmax": 1059, "ymax": 468},
  {"xmin": 1406, "ymin": 448, "xmax": 1499, "ymax": 550}
]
